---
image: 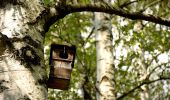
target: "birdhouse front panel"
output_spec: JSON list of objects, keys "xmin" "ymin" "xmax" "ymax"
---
[
  {"xmin": 52, "ymin": 49, "xmax": 74, "ymax": 62},
  {"xmin": 52, "ymin": 60, "xmax": 72, "ymax": 69},
  {"xmin": 50, "ymin": 61, "xmax": 72, "ymax": 79},
  {"xmin": 47, "ymin": 43, "xmax": 76, "ymax": 90}
]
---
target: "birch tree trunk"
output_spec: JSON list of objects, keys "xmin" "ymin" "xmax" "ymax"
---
[
  {"xmin": 94, "ymin": 12, "xmax": 116, "ymax": 100},
  {"xmin": 139, "ymin": 50, "xmax": 150, "ymax": 100},
  {"xmin": 0, "ymin": 1, "xmax": 47, "ymax": 99}
]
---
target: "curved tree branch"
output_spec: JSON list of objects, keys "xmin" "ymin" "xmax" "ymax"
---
[
  {"xmin": 117, "ymin": 77, "xmax": 170, "ymax": 100},
  {"xmin": 67, "ymin": 4, "xmax": 170, "ymax": 27},
  {"xmin": 44, "ymin": 3, "xmax": 170, "ymax": 32}
]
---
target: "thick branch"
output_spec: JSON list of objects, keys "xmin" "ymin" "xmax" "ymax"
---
[
  {"xmin": 67, "ymin": 4, "xmax": 170, "ymax": 27},
  {"xmin": 44, "ymin": 3, "xmax": 170, "ymax": 32},
  {"xmin": 117, "ymin": 77, "xmax": 170, "ymax": 100}
]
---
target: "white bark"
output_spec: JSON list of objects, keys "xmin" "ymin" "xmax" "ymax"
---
[
  {"xmin": 139, "ymin": 51, "xmax": 150, "ymax": 100},
  {"xmin": 0, "ymin": 1, "xmax": 47, "ymax": 100},
  {"xmin": 94, "ymin": 12, "xmax": 115, "ymax": 100},
  {"xmin": 140, "ymin": 85, "xmax": 149, "ymax": 100}
]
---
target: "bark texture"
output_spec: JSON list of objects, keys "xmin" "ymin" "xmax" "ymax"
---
[
  {"xmin": 0, "ymin": 0, "xmax": 47, "ymax": 99},
  {"xmin": 139, "ymin": 51, "xmax": 150, "ymax": 100},
  {"xmin": 94, "ymin": 12, "xmax": 116, "ymax": 100}
]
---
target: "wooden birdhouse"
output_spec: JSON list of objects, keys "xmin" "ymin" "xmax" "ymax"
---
[{"xmin": 47, "ymin": 43, "xmax": 76, "ymax": 90}]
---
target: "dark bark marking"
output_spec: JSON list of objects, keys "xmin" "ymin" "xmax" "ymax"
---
[
  {"xmin": 0, "ymin": 32, "xmax": 14, "ymax": 54},
  {"xmin": 0, "ymin": 0, "xmax": 23, "ymax": 8},
  {"xmin": 0, "ymin": 33, "xmax": 40, "ymax": 54},
  {"xmin": 0, "ymin": 36, "xmax": 7, "ymax": 55},
  {"xmin": 36, "ymin": 78, "xmax": 47, "ymax": 86},
  {"xmin": 15, "ymin": 46, "xmax": 40, "ymax": 68},
  {"xmin": 0, "ymin": 33, "xmax": 42, "ymax": 70},
  {"xmin": 12, "ymin": 35, "xmax": 41, "ymax": 48},
  {"xmin": 23, "ymin": 95, "xmax": 31, "ymax": 100},
  {"xmin": 0, "ymin": 80, "xmax": 9, "ymax": 93},
  {"xmin": 0, "ymin": 85, "xmax": 9, "ymax": 93},
  {"xmin": 20, "ymin": 46, "xmax": 40, "ymax": 66},
  {"xmin": 23, "ymin": 35, "xmax": 40, "ymax": 48},
  {"xmin": 98, "ymin": 25, "xmax": 109, "ymax": 31},
  {"xmin": 100, "ymin": 75, "xmax": 115, "ymax": 88},
  {"xmin": 101, "ymin": 75, "xmax": 109, "ymax": 83}
]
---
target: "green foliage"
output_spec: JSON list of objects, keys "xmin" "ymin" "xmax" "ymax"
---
[
  {"xmin": 45, "ymin": 0, "xmax": 170, "ymax": 99},
  {"xmin": 43, "ymin": 0, "xmax": 55, "ymax": 5},
  {"xmin": 113, "ymin": 18, "xmax": 170, "ymax": 99},
  {"xmin": 45, "ymin": 12, "xmax": 96, "ymax": 100}
]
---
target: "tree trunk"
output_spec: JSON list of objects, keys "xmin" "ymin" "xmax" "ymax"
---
[
  {"xmin": 0, "ymin": 1, "xmax": 47, "ymax": 100},
  {"xmin": 139, "ymin": 50, "xmax": 150, "ymax": 100},
  {"xmin": 94, "ymin": 12, "xmax": 116, "ymax": 100}
]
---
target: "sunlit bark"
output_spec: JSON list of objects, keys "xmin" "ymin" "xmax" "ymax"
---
[
  {"xmin": 94, "ymin": 11, "xmax": 115, "ymax": 100},
  {"xmin": 139, "ymin": 51, "xmax": 150, "ymax": 100},
  {"xmin": 0, "ymin": 1, "xmax": 47, "ymax": 99}
]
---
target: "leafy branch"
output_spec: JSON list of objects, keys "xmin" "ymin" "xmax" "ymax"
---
[
  {"xmin": 147, "ymin": 62, "xmax": 170, "ymax": 79},
  {"xmin": 117, "ymin": 77, "xmax": 170, "ymax": 100}
]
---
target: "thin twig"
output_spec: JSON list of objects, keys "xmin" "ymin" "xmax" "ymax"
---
[{"xmin": 119, "ymin": 0, "xmax": 138, "ymax": 8}]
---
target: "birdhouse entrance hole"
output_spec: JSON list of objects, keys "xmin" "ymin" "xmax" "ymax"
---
[{"xmin": 59, "ymin": 47, "xmax": 68, "ymax": 59}]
